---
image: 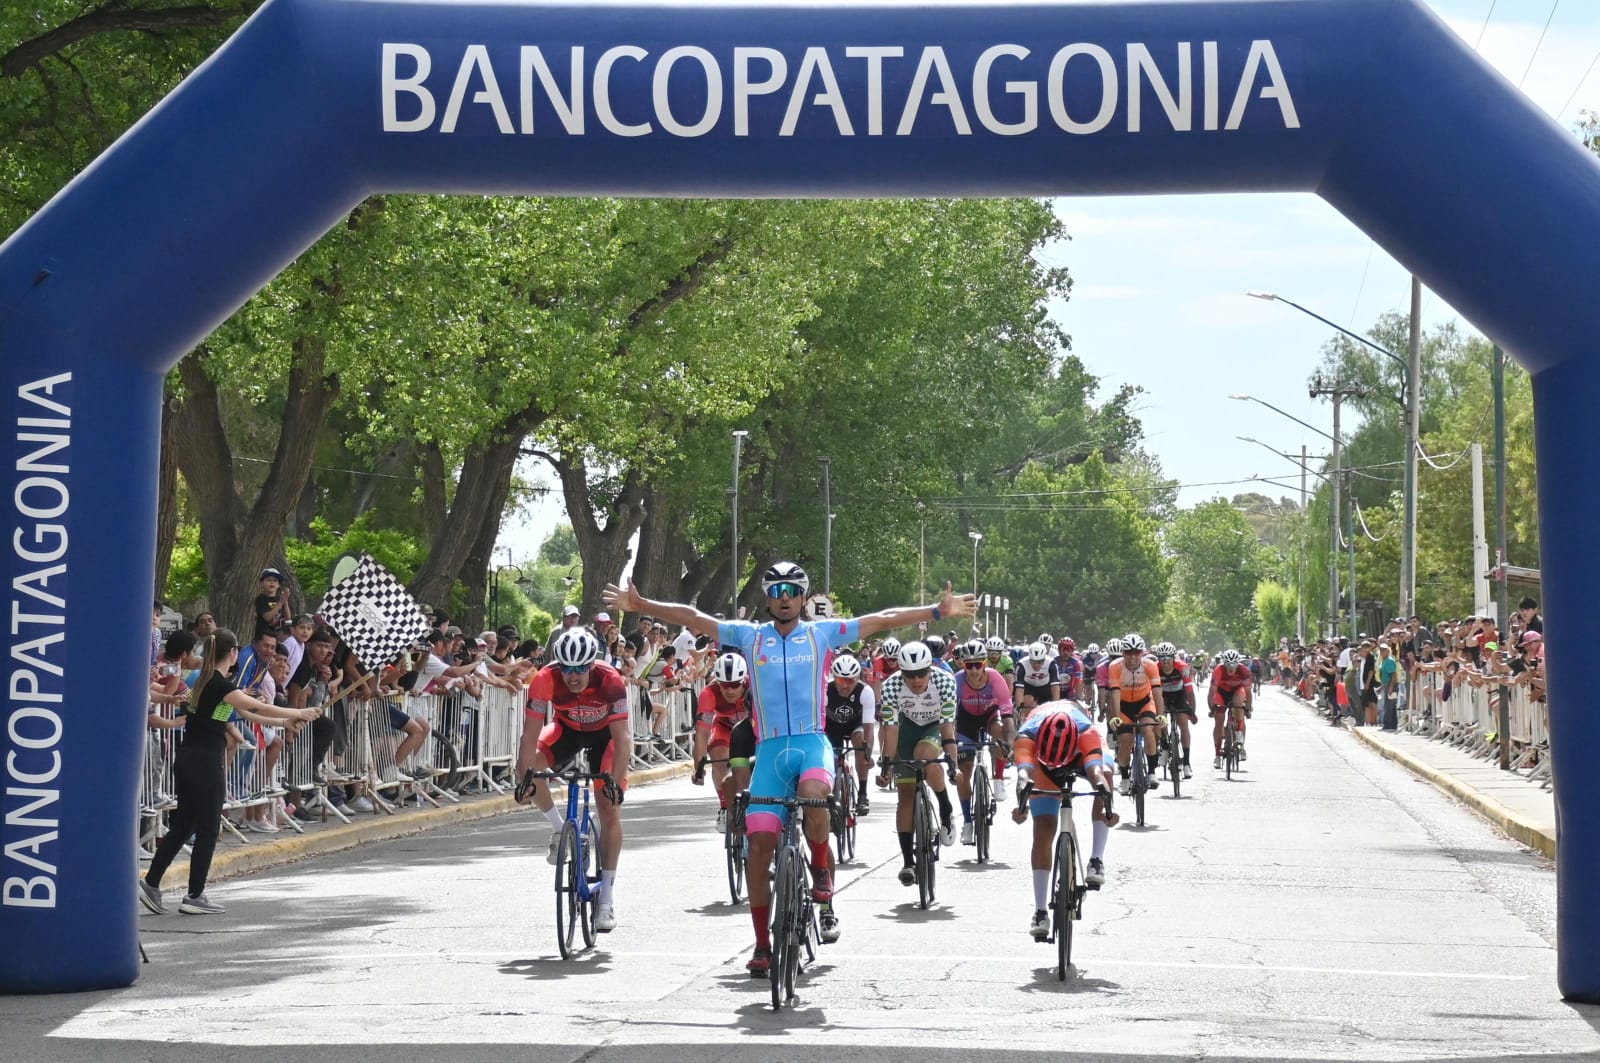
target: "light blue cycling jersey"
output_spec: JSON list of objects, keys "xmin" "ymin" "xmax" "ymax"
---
[{"xmin": 718, "ymin": 617, "xmax": 862, "ymax": 740}]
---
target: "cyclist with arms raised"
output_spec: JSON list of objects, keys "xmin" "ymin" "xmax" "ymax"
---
[
  {"xmin": 1209, "ymin": 649, "xmax": 1255, "ymax": 768},
  {"xmin": 1012, "ymin": 701, "xmax": 1119, "ymax": 938},
  {"xmin": 514, "ymin": 628, "xmax": 631, "ymax": 933},
  {"xmin": 604, "ymin": 564, "xmax": 975, "ymax": 976}
]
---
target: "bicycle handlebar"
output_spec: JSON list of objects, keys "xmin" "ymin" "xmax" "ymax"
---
[
  {"xmin": 517, "ymin": 767, "xmax": 622, "ymax": 805},
  {"xmin": 746, "ymin": 794, "xmax": 834, "ymax": 810}
]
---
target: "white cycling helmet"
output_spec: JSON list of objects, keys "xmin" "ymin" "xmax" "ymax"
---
[
  {"xmin": 1220, "ymin": 649, "xmax": 1242, "ymax": 666},
  {"xmin": 1154, "ymin": 641, "xmax": 1176, "ymax": 657},
  {"xmin": 551, "ymin": 628, "xmax": 602, "ymax": 668},
  {"xmin": 985, "ymin": 636, "xmax": 1006, "ymax": 653},
  {"xmin": 897, "ymin": 641, "xmax": 935, "ymax": 671},
  {"xmin": 1105, "ymin": 637, "xmax": 1125, "ymax": 655},
  {"xmin": 761, "ymin": 560, "xmax": 811, "ymax": 596},
  {"xmin": 831, "ymin": 655, "xmax": 863, "ymax": 680},
  {"xmin": 712, "ymin": 652, "xmax": 749, "ymax": 684},
  {"xmin": 1026, "ymin": 641, "xmax": 1050, "ymax": 663},
  {"xmin": 881, "ymin": 637, "xmax": 902, "ymax": 658},
  {"xmin": 1123, "ymin": 633, "xmax": 1146, "ymax": 653},
  {"xmin": 959, "ymin": 639, "xmax": 988, "ymax": 662},
  {"xmin": 1086, "ymin": 642, "xmax": 1100, "ymax": 654},
  {"xmin": 1038, "ymin": 632, "xmax": 1053, "ymax": 645}
]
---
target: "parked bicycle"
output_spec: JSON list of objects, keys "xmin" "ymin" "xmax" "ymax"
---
[
  {"xmin": 519, "ymin": 753, "xmax": 619, "ymax": 959},
  {"xmin": 745, "ymin": 791, "xmax": 834, "ymax": 1010}
]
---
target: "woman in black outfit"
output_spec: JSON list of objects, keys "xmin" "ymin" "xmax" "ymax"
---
[{"xmin": 138, "ymin": 628, "xmax": 319, "ymax": 915}]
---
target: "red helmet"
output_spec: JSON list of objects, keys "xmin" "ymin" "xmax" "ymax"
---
[
  {"xmin": 1058, "ymin": 636, "xmax": 1076, "ymax": 653},
  {"xmin": 1035, "ymin": 711, "xmax": 1080, "ymax": 767}
]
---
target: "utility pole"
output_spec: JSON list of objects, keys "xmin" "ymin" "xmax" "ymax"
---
[
  {"xmin": 818, "ymin": 456, "xmax": 832, "ymax": 597},
  {"xmin": 1299, "ymin": 443, "xmax": 1308, "ymax": 643},
  {"xmin": 1402, "ymin": 276, "xmax": 1423, "ymax": 617},
  {"xmin": 730, "ymin": 430, "xmax": 747, "ymax": 616},
  {"xmin": 1347, "ymin": 467, "xmax": 1358, "ymax": 636},
  {"xmin": 1492, "ymin": 344, "xmax": 1510, "ymax": 771},
  {"xmin": 1310, "ymin": 373, "xmax": 1368, "ymax": 636}
]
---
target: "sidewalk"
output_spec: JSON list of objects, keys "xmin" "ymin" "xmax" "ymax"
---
[
  {"xmin": 1277, "ymin": 687, "xmax": 1556, "ymax": 859},
  {"xmin": 150, "ymin": 761, "xmax": 691, "ymax": 889}
]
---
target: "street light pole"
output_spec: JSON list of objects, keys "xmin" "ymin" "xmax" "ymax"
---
[
  {"xmin": 1308, "ymin": 374, "xmax": 1369, "ymax": 636},
  {"xmin": 968, "ymin": 531, "xmax": 983, "ymax": 604},
  {"xmin": 819, "ymin": 456, "xmax": 832, "ymax": 597},
  {"xmin": 730, "ymin": 430, "xmax": 748, "ymax": 616}
]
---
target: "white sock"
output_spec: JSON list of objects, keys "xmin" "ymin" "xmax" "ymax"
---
[
  {"xmin": 1032, "ymin": 869, "xmax": 1049, "ymax": 910},
  {"xmin": 544, "ymin": 806, "xmax": 564, "ymax": 828},
  {"xmin": 600, "ymin": 869, "xmax": 617, "ymax": 906},
  {"xmin": 1092, "ymin": 820, "xmax": 1109, "ymax": 861}
]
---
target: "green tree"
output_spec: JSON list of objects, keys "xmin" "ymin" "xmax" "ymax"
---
[
  {"xmin": 1253, "ymin": 580, "xmax": 1297, "ymax": 649},
  {"xmin": 1166, "ymin": 499, "xmax": 1277, "ymax": 648}
]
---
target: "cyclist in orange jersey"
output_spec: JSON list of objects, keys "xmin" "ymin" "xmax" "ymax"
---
[{"xmin": 1108, "ymin": 634, "xmax": 1164, "ymax": 796}]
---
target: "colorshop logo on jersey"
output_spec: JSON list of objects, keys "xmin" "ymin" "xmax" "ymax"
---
[{"xmin": 380, "ymin": 38, "xmax": 1299, "ymax": 138}]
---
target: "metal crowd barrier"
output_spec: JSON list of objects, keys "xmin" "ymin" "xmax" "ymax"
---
[
  {"xmin": 628, "ymin": 679, "xmax": 702, "ymax": 769},
  {"xmin": 1408, "ymin": 668, "xmax": 1550, "ymax": 789}
]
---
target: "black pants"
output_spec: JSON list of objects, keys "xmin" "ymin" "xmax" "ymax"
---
[
  {"xmin": 310, "ymin": 713, "xmax": 336, "ymax": 770},
  {"xmin": 146, "ymin": 745, "xmax": 227, "ymax": 899}
]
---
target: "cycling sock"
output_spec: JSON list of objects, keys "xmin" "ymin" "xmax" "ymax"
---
[
  {"xmin": 1032, "ymin": 869, "xmax": 1049, "ymax": 911},
  {"xmin": 898, "ymin": 831, "xmax": 915, "ymax": 866},
  {"xmin": 1092, "ymin": 820, "xmax": 1109, "ymax": 861},
  {"xmin": 960, "ymin": 795, "xmax": 973, "ymax": 822},
  {"xmin": 1182, "ymin": 745, "xmax": 1191, "ymax": 765},
  {"xmin": 1146, "ymin": 754, "xmax": 1159, "ymax": 775},
  {"xmin": 718, "ymin": 792, "xmax": 727, "ymax": 809},
  {"xmin": 599, "ymin": 869, "xmax": 616, "ymax": 906},
  {"xmin": 543, "ymin": 806, "xmax": 564, "ymax": 829},
  {"xmin": 752, "ymin": 906, "xmax": 771, "ymax": 949},
  {"xmin": 808, "ymin": 839, "xmax": 832, "ymax": 874},
  {"xmin": 858, "ymin": 779, "xmax": 868, "ymax": 798},
  {"xmin": 935, "ymin": 789, "xmax": 953, "ymax": 824}
]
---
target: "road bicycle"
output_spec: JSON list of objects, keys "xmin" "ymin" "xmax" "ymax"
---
[
  {"xmin": 1019, "ymin": 780, "xmax": 1113, "ymax": 981},
  {"xmin": 830, "ymin": 742, "xmax": 859, "ymax": 864},
  {"xmin": 965, "ymin": 730, "xmax": 1000, "ymax": 863},
  {"xmin": 745, "ymin": 791, "xmax": 833, "ymax": 1010},
  {"xmin": 1163, "ymin": 710, "xmax": 1185, "ymax": 799},
  {"xmin": 519, "ymin": 753, "xmax": 617, "ymax": 959},
  {"xmin": 1223, "ymin": 705, "xmax": 1246, "ymax": 780},
  {"xmin": 1127, "ymin": 721, "xmax": 1155, "ymax": 827},
  {"xmin": 695, "ymin": 754, "xmax": 746, "ymax": 904},
  {"xmin": 887, "ymin": 756, "xmax": 952, "ymax": 910}
]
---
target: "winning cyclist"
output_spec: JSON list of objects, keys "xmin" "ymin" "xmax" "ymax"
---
[
  {"xmin": 691, "ymin": 652, "xmax": 757, "ymax": 832},
  {"xmin": 953, "ymin": 639, "xmax": 1013, "ymax": 845},
  {"xmin": 825, "ymin": 654, "xmax": 877, "ymax": 815},
  {"xmin": 1011, "ymin": 701, "xmax": 1119, "ymax": 939},
  {"xmin": 1153, "ymin": 641, "xmax": 1196, "ymax": 779},
  {"xmin": 604, "ymin": 564, "xmax": 975, "ymax": 976},
  {"xmin": 1108, "ymin": 634, "xmax": 1163, "ymax": 796},
  {"xmin": 876, "ymin": 640, "xmax": 960, "ymax": 883},
  {"xmin": 514, "ymin": 628, "xmax": 632, "ymax": 933},
  {"xmin": 1209, "ymin": 649, "xmax": 1255, "ymax": 767}
]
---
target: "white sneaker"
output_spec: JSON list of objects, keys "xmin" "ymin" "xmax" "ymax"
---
[
  {"xmin": 1182, "ymin": 764, "xmax": 1193, "ymax": 779},
  {"xmin": 1029, "ymin": 909, "xmax": 1050, "ymax": 941},
  {"xmin": 348, "ymin": 796, "xmax": 375, "ymax": 813},
  {"xmin": 546, "ymin": 835, "xmax": 561, "ymax": 866},
  {"xmin": 1086, "ymin": 858, "xmax": 1106, "ymax": 888},
  {"xmin": 1239, "ymin": 746, "xmax": 1248, "ymax": 761},
  {"xmin": 715, "ymin": 808, "xmax": 728, "ymax": 833},
  {"xmin": 960, "ymin": 822, "xmax": 975, "ymax": 846},
  {"xmin": 594, "ymin": 904, "xmax": 617, "ymax": 932},
  {"xmin": 938, "ymin": 822, "xmax": 956, "ymax": 848},
  {"xmin": 1118, "ymin": 776, "xmax": 1132, "ymax": 797},
  {"xmin": 1212, "ymin": 755, "xmax": 1222, "ymax": 770},
  {"xmin": 819, "ymin": 909, "xmax": 840, "ymax": 943}
]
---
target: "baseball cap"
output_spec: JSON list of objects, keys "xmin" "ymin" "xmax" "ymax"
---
[
  {"xmin": 563, "ymin": 605, "xmax": 581, "ymax": 617},
  {"xmin": 259, "ymin": 567, "xmax": 285, "ymax": 581},
  {"xmin": 1519, "ymin": 630, "xmax": 1543, "ymax": 645},
  {"xmin": 594, "ymin": 612, "xmax": 612, "ymax": 624}
]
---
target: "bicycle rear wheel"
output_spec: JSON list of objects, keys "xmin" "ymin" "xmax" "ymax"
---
[
  {"xmin": 914, "ymin": 786, "xmax": 935, "ymax": 910},
  {"xmin": 1168, "ymin": 723, "xmax": 1183, "ymax": 799},
  {"xmin": 973, "ymin": 764, "xmax": 992, "ymax": 863},
  {"xmin": 725, "ymin": 823, "xmax": 745, "ymax": 904},
  {"xmin": 1225, "ymin": 726, "xmax": 1237, "ymax": 780},
  {"xmin": 832, "ymin": 771, "xmax": 851, "ymax": 864},
  {"xmin": 554, "ymin": 821, "xmax": 579, "ymax": 959},
  {"xmin": 770, "ymin": 845, "xmax": 797, "ymax": 1010},
  {"xmin": 579, "ymin": 818, "xmax": 600, "ymax": 948},
  {"xmin": 1054, "ymin": 829, "xmax": 1077, "ymax": 980},
  {"xmin": 1133, "ymin": 740, "xmax": 1147, "ymax": 827}
]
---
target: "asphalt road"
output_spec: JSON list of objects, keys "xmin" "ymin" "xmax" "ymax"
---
[{"xmin": 6, "ymin": 687, "xmax": 1596, "ymax": 1062}]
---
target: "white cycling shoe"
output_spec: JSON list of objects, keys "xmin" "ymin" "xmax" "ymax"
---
[{"xmin": 594, "ymin": 904, "xmax": 617, "ymax": 933}]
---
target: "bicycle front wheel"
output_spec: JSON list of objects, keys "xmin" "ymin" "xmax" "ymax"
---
[
  {"xmin": 770, "ymin": 845, "xmax": 798, "ymax": 1010},
  {"xmin": 1133, "ymin": 746, "xmax": 1147, "ymax": 827},
  {"xmin": 554, "ymin": 821, "xmax": 579, "ymax": 959},
  {"xmin": 726, "ymin": 822, "xmax": 745, "ymax": 904},
  {"xmin": 579, "ymin": 819, "xmax": 600, "ymax": 948},
  {"xmin": 1168, "ymin": 724, "xmax": 1183, "ymax": 799},
  {"xmin": 973, "ymin": 764, "xmax": 992, "ymax": 864},
  {"xmin": 1054, "ymin": 829, "xmax": 1078, "ymax": 980},
  {"xmin": 832, "ymin": 772, "xmax": 851, "ymax": 865},
  {"xmin": 914, "ymin": 787, "xmax": 935, "ymax": 910}
]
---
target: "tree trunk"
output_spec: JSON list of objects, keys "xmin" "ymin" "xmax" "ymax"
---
[
  {"xmin": 457, "ymin": 483, "xmax": 503, "ymax": 633},
  {"xmin": 419, "ymin": 441, "xmax": 448, "ymax": 544},
  {"xmin": 171, "ymin": 336, "xmax": 339, "ymax": 635},
  {"xmin": 153, "ymin": 392, "xmax": 181, "ymax": 601},
  {"xmin": 633, "ymin": 487, "xmax": 698, "ymax": 601},
  {"xmin": 546, "ymin": 453, "xmax": 648, "ymax": 616},
  {"xmin": 407, "ymin": 422, "xmax": 530, "ymax": 610}
]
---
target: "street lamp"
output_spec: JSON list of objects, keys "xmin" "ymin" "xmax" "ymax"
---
[
  {"xmin": 1237, "ymin": 436, "xmax": 1330, "ymax": 645},
  {"xmin": 968, "ymin": 531, "xmax": 983, "ymax": 600},
  {"xmin": 1229, "ymin": 394, "xmax": 1336, "ymax": 443},
  {"xmin": 730, "ymin": 429, "xmax": 748, "ymax": 616},
  {"xmin": 1002, "ymin": 597, "xmax": 1010, "ymax": 640},
  {"xmin": 819, "ymin": 456, "xmax": 832, "ymax": 596},
  {"xmin": 491, "ymin": 563, "xmax": 526, "ymax": 627},
  {"xmin": 1248, "ymin": 290, "xmax": 1420, "ymax": 618}
]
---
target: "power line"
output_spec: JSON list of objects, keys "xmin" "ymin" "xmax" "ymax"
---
[
  {"xmin": 1475, "ymin": 0, "xmax": 1499, "ymax": 50},
  {"xmin": 1557, "ymin": 45, "xmax": 1600, "ymax": 119},
  {"xmin": 1519, "ymin": 1, "xmax": 1563, "ymax": 89}
]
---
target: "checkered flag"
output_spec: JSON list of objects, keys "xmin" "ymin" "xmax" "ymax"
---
[{"xmin": 317, "ymin": 554, "xmax": 430, "ymax": 668}]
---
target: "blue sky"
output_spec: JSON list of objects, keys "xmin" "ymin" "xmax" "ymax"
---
[{"xmin": 500, "ymin": 0, "xmax": 1600, "ymax": 562}]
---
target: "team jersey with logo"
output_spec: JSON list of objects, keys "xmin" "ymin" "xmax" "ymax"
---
[
  {"xmin": 525, "ymin": 661, "xmax": 630, "ymax": 731},
  {"xmin": 1158, "ymin": 659, "xmax": 1194, "ymax": 693},
  {"xmin": 1014, "ymin": 701, "xmax": 1105, "ymax": 780},
  {"xmin": 1014, "ymin": 659, "xmax": 1060, "ymax": 694},
  {"xmin": 878, "ymin": 668, "xmax": 958, "ymax": 727},
  {"xmin": 955, "ymin": 667, "xmax": 1011, "ymax": 716},
  {"xmin": 1109, "ymin": 657, "xmax": 1161, "ymax": 702},
  {"xmin": 1056, "ymin": 653, "xmax": 1083, "ymax": 697},
  {"xmin": 1211, "ymin": 664, "xmax": 1254, "ymax": 695},
  {"xmin": 826, "ymin": 680, "xmax": 878, "ymax": 724},
  {"xmin": 697, "ymin": 683, "xmax": 750, "ymax": 727},
  {"xmin": 717, "ymin": 617, "xmax": 861, "ymax": 740}
]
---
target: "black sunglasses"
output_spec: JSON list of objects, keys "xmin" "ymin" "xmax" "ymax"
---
[{"xmin": 901, "ymin": 668, "xmax": 930, "ymax": 680}]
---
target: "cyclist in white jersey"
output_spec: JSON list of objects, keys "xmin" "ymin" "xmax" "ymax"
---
[{"xmin": 604, "ymin": 565, "xmax": 976, "ymax": 977}]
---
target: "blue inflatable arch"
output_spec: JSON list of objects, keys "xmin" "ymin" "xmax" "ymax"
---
[{"xmin": 2, "ymin": 0, "xmax": 1597, "ymax": 997}]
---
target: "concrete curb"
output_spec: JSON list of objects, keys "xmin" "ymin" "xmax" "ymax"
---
[
  {"xmin": 1347, "ymin": 725, "xmax": 1556, "ymax": 860},
  {"xmin": 154, "ymin": 761, "xmax": 691, "ymax": 890}
]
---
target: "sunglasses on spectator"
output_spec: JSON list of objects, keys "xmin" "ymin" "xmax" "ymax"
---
[
  {"xmin": 766, "ymin": 582, "xmax": 805, "ymax": 599},
  {"xmin": 558, "ymin": 664, "xmax": 592, "ymax": 676},
  {"xmin": 901, "ymin": 668, "xmax": 930, "ymax": 680}
]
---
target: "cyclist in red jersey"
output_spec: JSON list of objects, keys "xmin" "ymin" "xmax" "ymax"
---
[
  {"xmin": 1208, "ymin": 649, "xmax": 1254, "ymax": 768},
  {"xmin": 514, "ymin": 628, "xmax": 631, "ymax": 933},
  {"xmin": 691, "ymin": 652, "xmax": 757, "ymax": 832}
]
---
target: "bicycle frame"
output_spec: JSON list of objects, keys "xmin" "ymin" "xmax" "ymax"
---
[
  {"xmin": 746, "ymin": 791, "xmax": 832, "ymax": 1010},
  {"xmin": 1018, "ymin": 782, "xmax": 1109, "ymax": 980},
  {"xmin": 522, "ymin": 753, "xmax": 612, "ymax": 958},
  {"xmin": 890, "ymin": 756, "xmax": 951, "ymax": 909}
]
